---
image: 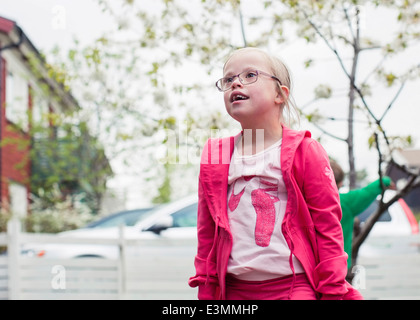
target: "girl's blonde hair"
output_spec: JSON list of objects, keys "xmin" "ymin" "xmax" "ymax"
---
[{"xmin": 223, "ymin": 47, "xmax": 300, "ymax": 127}]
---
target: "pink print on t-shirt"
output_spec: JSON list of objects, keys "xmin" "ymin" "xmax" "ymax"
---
[
  {"xmin": 228, "ymin": 178, "xmax": 279, "ymax": 247},
  {"xmin": 252, "ymin": 180, "xmax": 279, "ymax": 247},
  {"xmin": 228, "ymin": 176, "xmax": 255, "ymax": 212}
]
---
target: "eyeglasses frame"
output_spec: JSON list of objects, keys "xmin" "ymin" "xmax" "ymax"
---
[{"xmin": 215, "ymin": 69, "xmax": 283, "ymax": 92}]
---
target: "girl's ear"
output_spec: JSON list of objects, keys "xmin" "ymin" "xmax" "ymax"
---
[{"xmin": 275, "ymin": 86, "xmax": 289, "ymax": 105}]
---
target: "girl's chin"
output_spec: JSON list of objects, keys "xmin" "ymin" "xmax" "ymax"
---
[{"xmin": 228, "ymin": 113, "xmax": 254, "ymax": 126}]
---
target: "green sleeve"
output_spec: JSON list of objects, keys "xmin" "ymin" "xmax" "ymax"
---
[{"xmin": 339, "ymin": 177, "xmax": 391, "ymax": 218}]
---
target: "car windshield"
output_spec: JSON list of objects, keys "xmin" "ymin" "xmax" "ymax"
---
[
  {"xmin": 172, "ymin": 203, "xmax": 198, "ymax": 228},
  {"xmin": 86, "ymin": 207, "xmax": 156, "ymax": 229}
]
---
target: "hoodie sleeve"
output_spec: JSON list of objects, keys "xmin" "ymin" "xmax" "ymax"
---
[
  {"xmin": 188, "ymin": 140, "xmax": 219, "ymax": 300},
  {"xmin": 302, "ymin": 140, "xmax": 359, "ymax": 299},
  {"xmin": 188, "ymin": 179, "xmax": 219, "ymax": 299}
]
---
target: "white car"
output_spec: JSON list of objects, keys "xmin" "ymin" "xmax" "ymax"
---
[{"xmin": 22, "ymin": 195, "xmax": 198, "ymax": 259}]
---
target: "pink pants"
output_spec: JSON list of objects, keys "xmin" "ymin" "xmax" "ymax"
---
[{"xmin": 225, "ymin": 273, "xmax": 317, "ymax": 300}]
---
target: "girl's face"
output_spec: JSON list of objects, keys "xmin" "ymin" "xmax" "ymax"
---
[{"xmin": 223, "ymin": 50, "xmax": 285, "ymax": 129}]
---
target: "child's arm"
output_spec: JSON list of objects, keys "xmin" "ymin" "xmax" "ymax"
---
[
  {"xmin": 340, "ymin": 177, "xmax": 392, "ymax": 218},
  {"xmin": 188, "ymin": 180, "xmax": 219, "ymax": 299},
  {"xmin": 188, "ymin": 141, "xmax": 219, "ymax": 300}
]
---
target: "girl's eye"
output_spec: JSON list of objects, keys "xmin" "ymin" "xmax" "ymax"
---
[
  {"xmin": 245, "ymin": 71, "xmax": 257, "ymax": 78},
  {"xmin": 225, "ymin": 77, "xmax": 234, "ymax": 83}
]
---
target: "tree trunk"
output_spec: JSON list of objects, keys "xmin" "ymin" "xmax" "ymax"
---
[{"xmin": 347, "ymin": 17, "xmax": 361, "ymax": 190}]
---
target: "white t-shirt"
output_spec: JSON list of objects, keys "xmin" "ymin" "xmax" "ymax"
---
[{"xmin": 227, "ymin": 138, "xmax": 304, "ymax": 281}]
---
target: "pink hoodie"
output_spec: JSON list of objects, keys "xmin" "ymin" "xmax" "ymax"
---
[{"xmin": 188, "ymin": 126, "xmax": 362, "ymax": 300}]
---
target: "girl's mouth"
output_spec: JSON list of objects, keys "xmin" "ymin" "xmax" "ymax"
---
[{"xmin": 231, "ymin": 93, "xmax": 249, "ymax": 103}]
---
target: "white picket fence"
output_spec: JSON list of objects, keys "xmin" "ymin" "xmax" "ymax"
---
[
  {"xmin": 0, "ymin": 219, "xmax": 197, "ymax": 300},
  {"xmin": 1, "ymin": 219, "xmax": 419, "ymax": 300}
]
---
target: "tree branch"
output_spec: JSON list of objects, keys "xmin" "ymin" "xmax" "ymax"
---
[
  {"xmin": 379, "ymin": 81, "xmax": 406, "ymax": 122},
  {"xmin": 299, "ymin": 7, "xmax": 352, "ymax": 80},
  {"xmin": 379, "ymin": 62, "xmax": 420, "ymax": 122},
  {"xmin": 374, "ymin": 132, "xmax": 386, "ymax": 194},
  {"xmin": 309, "ymin": 119, "xmax": 347, "ymax": 142},
  {"xmin": 360, "ymin": 54, "xmax": 388, "ymax": 85},
  {"xmin": 342, "ymin": 5, "xmax": 356, "ymax": 44},
  {"xmin": 238, "ymin": 5, "xmax": 247, "ymax": 47},
  {"xmin": 298, "ymin": 4, "xmax": 384, "ymax": 132}
]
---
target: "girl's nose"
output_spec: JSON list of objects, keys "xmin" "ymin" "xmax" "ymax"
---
[{"xmin": 231, "ymin": 77, "xmax": 243, "ymax": 89}]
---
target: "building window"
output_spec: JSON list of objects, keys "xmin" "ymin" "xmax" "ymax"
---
[
  {"xmin": 31, "ymin": 91, "xmax": 50, "ymax": 139},
  {"xmin": 5, "ymin": 70, "xmax": 29, "ymax": 132}
]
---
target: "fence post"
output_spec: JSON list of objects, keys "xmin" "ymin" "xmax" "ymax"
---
[
  {"xmin": 118, "ymin": 224, "xmax": 126, "ymax": 299},
  {"xmin": 7, "ymin": 218, "xmax": 21, "ymax": 300}
]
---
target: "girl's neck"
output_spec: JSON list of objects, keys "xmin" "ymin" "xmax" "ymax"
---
[{"xmin": 238, "ymin": 125, "xmax": 283, "ymax": 156}]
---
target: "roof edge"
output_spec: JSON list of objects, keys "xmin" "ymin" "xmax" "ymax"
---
[
  {"xmin": 0, "ymin": 15, "xmax": 79, "ymax": 112},
  {"xmin": 0, "ymin": 16, "xmax": 16, "ymax": 34}
]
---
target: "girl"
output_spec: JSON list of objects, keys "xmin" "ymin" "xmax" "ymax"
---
[{"xmin": 188, "ymin": 47, "xmax": 362, "ymax": 300}]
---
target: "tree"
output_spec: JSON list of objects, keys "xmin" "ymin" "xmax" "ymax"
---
[
  {"xmin": 276, "ymin": 0, "xmax": 419, "ymax": 187},
  {"xmin": 276, "ymin": 0, "xmax": 420, "ymax": 272},
  {"xmin": 45, "ymin": 23, "xmax": 235, "ymax": 204},
  {"xmin": 30, "ymin": 116, "xmax": 113, "ymax": 213}
]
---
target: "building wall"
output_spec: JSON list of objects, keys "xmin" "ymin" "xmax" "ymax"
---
[
  {"xmin": 0, "ymin": 16, "xmax": 82, "ymax": 217},
  {"xmin": 1, "ymin": 54, "xmax": 31, "ymax": 215}
]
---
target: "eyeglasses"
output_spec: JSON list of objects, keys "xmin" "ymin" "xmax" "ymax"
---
[{"xmin": 215, "ymin": 69, "xmax": 282, "ymax": 92}]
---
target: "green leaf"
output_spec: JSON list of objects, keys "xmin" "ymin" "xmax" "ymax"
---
[
  {"xmin": 304, "ymin": 59, "xmax": 313, "ymax": 68},
  {"xmin": 183, "ymin": 23, "xmax": 194, "ymax": 32},
  {"xmin": 368, "ymin": 134, "xmax": 376, "ymax": 149},
  {"xmin": 147, "ymin": 62, "xmax": 160, "ymax": 75},
  {"xmin": 385, "ymin": 73, "xmax": 397, "ymax": 86}
]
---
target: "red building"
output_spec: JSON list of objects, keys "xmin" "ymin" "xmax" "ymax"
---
[{"xmin": 0, "ymin": 16, "xmax": 78, "ymax": 217}]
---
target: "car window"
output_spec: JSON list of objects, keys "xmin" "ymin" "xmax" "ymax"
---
[
  {"xmin": 171, "ymin": 203, "xmax": 198, "ymax": 228},
  {"xmin": 358, "ymin": 200, "xmax": 392, "ymax": 222},
  {"xmin": 88, "ymin": 208, "xmax": 154, "ymax": 228},
  {"xmin": 93, "ymin": 211, "xmax": 141, "ymax": 228}
]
